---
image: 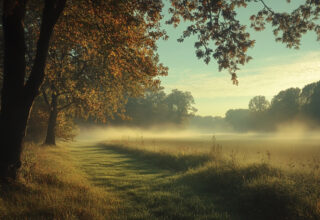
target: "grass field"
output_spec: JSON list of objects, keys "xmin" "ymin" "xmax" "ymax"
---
[
  {"xmin": 0, "ymin": 133, "xmax": 319, "ymax": 219},
  {"xmin": 70, "ymin": 133, "xmax": 320, "ymax": 220},
  {"xmin": 108, "ymin": 132, "xmax": 320, "ymax": 174}
]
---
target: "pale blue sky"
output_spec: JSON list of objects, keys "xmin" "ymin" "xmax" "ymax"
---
[{"xmin": 156, "ymin": 0, "xmax": 320, "ymax": 116}]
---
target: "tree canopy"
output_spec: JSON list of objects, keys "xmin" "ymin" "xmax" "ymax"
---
[
  {"xmin": 249, "ymin": 96, "xmax": 270, "ymax": 113},
  {"xmin": 167, "ymin": 0, "xmax": 320, "ymax": 84},
  {"xmin": 39, "ymin": 0, "xmax": 168, "ymax": 144},
  {"xmin": 109, "ymin": 89, "xmax": 197, "ymax": 127}
]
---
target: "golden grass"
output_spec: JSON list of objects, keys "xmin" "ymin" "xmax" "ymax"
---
[
  {"xmin": 110, "ymin": 137, "xmax": 320, "ymax": 175},
  {"xmin": 0, "ymin": 143, "xmax": 121, "ymax": 220},
  {"xmin": 1, "ymin": 137, "xmax": 319, "ymax": 219},
  {"xmin": 70, "ymin": 141, "xmax": 320, "ymax": 220}
]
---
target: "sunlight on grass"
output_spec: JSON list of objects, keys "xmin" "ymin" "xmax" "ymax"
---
[
  {"xmin": 1, "ymin": 140, "xmax": 319, "ymax": 219},
  {"xmin": 69, "ymin": 140, "xmax": 320, "ymax": 220},
  {"xmin": 0, "ymin": 143, "xmax": 121, "ymax": 220}
]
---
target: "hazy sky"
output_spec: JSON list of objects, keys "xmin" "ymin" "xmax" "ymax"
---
[{"xmin": 156, "ymin": 1, "xmax": 320, "ymax": 116}]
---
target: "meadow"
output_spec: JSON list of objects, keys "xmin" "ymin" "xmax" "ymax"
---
[
  {"xmin": 1, "ymin": 130, "xmax": 320, "ymax": 219},
  {"xmin": 108, "ymin": 131, "xmax": 320, "ymax": 174},
  {"xmin": 71, "ymin": 129, "xmax": 320, "ymax": 219}
]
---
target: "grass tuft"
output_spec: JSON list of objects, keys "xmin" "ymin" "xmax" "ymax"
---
[
  {"xmin": 180, "ymin": 162, "xmax": 319, "ymax": 220},
  {"xmin": 0, "ymin": 143, "xmax": 120, "ymax": 220}
]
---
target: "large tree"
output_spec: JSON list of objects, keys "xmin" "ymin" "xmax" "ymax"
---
[
  {"xmin": 0, "ymin": 0, "xmax": 66, "ymax": 181},
  {"xmin": 0, "ymin": 0, "xmax": 165, "ymax": 181},
  {"xmin": 41, "ymin": 1, "xmax": 167, "ymax": 145}
]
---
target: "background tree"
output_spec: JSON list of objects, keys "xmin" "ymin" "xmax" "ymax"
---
[
  {"xmin": 300, "ymin": 81, "xmax": 320, "ymax": 122},
  {"xmin": 249, "ymin": 96, "xmax": 270, "ymax": 113},
  {"xmin": 248, "ymin": 96, "xmax": 271, "ymax": 130},
  {"xmin": 165, "ymin": 89, "xmax": 197, "ymax": 124},
  {"xmin": 25, "ymin": 95, "xmax": 76, "ymax": 143},
  {"xmin": 110, "ymin": 89, "xmax": 197, "ymax": 127},
  {"xmin": 269, "ymin": 88, "xmax": 301, "ymax": 123},
  {"xmin": 121, "ymin": 90, "xmax": 169, "ymax": 127},
  {"xmin": 225, "ymin": 109, "xmax": 251, "ymax": 132}
]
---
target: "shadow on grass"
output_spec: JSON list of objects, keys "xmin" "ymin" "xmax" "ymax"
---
[
  {"xmin": 71, "ymin": 143, "xmax": 320, "ymax": 220},
  {"xmin": 73, "ymin": 144, "xmax": 173, "ymax": 175},
  {"xmin": 97, "ymin": 143, "xmax": 212, "ymax": 172},
  {"xmin": 175, "ymin": 163, "xmax": 319, "ymax": 220}
]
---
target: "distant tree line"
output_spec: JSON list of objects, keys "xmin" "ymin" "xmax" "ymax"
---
[
  {"xmin": 224, "ymin": 81, "xmax": 320, "ymax": 132},
  {"xmin": 188, "ymin": 80, "xmax": 320, "ymax": 133},
  {"xmin": 109, "ymin": 89, "xmax": 197, "ymax": 127},
  {"xmin": 26, "ymin": 88, "xmax": 197, "ymax": 141},
  {"xmin": 79, "ymin": 80, "xmax": 320, "ymax": 132}
]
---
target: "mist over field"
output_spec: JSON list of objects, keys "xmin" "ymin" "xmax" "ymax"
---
[
  {"xmin": 74, "ymin": 123, "xmax": 320, "ymax": 172},
  {"xmin": 77, "ymin": 121, "xmax": 320, "ymax": 143}
]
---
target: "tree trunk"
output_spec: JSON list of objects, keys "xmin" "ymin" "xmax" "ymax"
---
[
  {"xmin": 0, "ymin": 0, "xmax": 66, "ymax": 182},
  {"xmin": 0, "ymin": 0, "xmax": 29, "ymax": 182},
  {"xmin": 0, "ymin": 102, "xmax": 32, "ymax": 181},
  {"xmin": 44, "ymin": 94, "xmax": 58, "ymax": 145}
]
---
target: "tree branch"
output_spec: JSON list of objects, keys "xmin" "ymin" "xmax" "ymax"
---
[
  {"xmin": 41, "ymin": 88, "xmax": 51, "ymax": 110},
  {"xmin": 259, "ymin": 0, "xmax": 275, "ymax": 14},
  {"xmin": 57, "ymin": 101, "xmax": 74, "ymax": 112},
  {"xmin": 24, "ymin": 0, "xmax": 66, "ymax": 104}
]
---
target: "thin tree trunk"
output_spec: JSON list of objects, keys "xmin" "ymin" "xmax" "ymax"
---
[
  {"xmin": 44, "ymin": 93, "xmax": 58, "ymax": 145},
  {"xmin": 0, "ymin": 0, "xmax": 66, "ymax": 182}
]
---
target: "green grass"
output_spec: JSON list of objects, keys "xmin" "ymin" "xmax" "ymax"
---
[
  {"xmin": 69, "ymin": 141, "xmax": 320, "ymax": 220},
  {"xmin": 0, "ymin": 143, "xmax": 121, "ymax": 220},
  {"xmin": 99, "ymin": 144, "xmax": 212, "ymax": 171},
  {"xmin": 111, "ymin": 136, "xmax": 320, "ymax": 173},
  {"xmin": 1, "ymin": 139, "xmax": 319, "ymax": 219}
]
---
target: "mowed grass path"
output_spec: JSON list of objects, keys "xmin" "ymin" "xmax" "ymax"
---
[
  {"xmin": 69, "ymin": 142, "xmax": 320, "ymax": 220},
  {"xmin": 69, "ymin": 143, "xmax": 230, "ymax": 220}
]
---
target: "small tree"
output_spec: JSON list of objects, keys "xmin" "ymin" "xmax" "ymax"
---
[{"xmin": 249, "ymin": 96, "xmax": 270, "ymax": 113}]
